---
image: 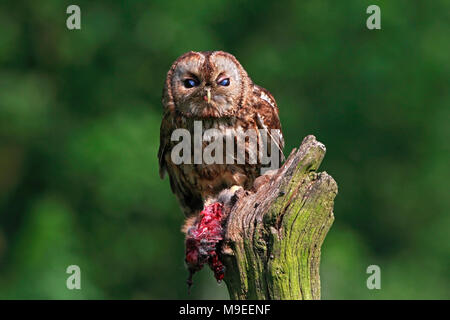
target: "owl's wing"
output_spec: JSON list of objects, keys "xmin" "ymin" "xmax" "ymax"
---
[
  {"xmin": 252, "ymin": 85, "xmax": 285, "ymax": 165},
  {"xmin": 157, "ymin": 111, "xmax": 171, "ymax": 179},
  {"xmin": 158, "ymin": 111, "xmax": 203, "ymax": 216}
]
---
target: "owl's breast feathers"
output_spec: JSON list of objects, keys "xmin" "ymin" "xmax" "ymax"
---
[{"xmin": 159, "ymin": 90, "xmax": 283, "ymax": 216}]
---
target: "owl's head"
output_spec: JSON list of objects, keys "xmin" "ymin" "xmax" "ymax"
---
[{"xmin": 163, "ymin": 51, "xmax": 251, "ymax": 118}]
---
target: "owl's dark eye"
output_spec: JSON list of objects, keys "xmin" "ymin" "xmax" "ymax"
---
[
  {"xmin": 183, "ymin": 78, "xmax": 199, "ymax": 88},
  {"xmin": 218, "ymin": 78, "xmax": 230, "ymax": 86}
]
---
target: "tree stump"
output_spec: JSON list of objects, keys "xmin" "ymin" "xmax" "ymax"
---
[{"xmin": 221, "ymin": 135, "xmax": 337, "ymax": 300}]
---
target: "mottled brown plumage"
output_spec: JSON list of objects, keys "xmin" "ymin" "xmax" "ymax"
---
[{"xmin": 158, "ymin": 51, "xmax": 284, "ymax": 218}]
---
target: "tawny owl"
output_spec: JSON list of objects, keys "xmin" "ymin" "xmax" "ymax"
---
[{"xmin": 158, "ymin": 51, "xmax": 284, "ymax": 219}]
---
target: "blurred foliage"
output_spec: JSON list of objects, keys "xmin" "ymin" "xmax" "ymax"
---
[{"xmin": 0, "ymin": 0, "xmax": 448, "ymax": 299}]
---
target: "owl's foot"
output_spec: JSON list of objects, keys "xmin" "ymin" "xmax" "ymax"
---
[
  {"xmin": 216, "ymin": 185, "xmax": 243, "ymax": 207},
  {"xmin": 230, "ymin": 185, "xmax": 243, "ymax": 193}
]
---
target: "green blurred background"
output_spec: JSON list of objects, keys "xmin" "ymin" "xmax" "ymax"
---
[{"xmin": 0, "ymin": 0, "xmax": 448, "ymax": 299}]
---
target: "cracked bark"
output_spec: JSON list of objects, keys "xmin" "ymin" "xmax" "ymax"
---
[{"xmin": 221, "ymin": 135, "xmax": 338, "ymax": 300}]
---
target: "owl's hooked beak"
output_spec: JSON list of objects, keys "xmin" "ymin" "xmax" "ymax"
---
[{"xmin": 203, "ymin": 89, "xmax": 211, "ymax": 104}]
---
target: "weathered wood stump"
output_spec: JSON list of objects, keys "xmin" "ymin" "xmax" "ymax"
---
[{"xmin": 221, "ymin": 135, "xmax": 338, "ymax": 300}]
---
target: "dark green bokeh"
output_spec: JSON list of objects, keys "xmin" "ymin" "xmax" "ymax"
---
[{"xmin": 0, "ymin": 1, "xmax": 448, "ymax": 299}]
